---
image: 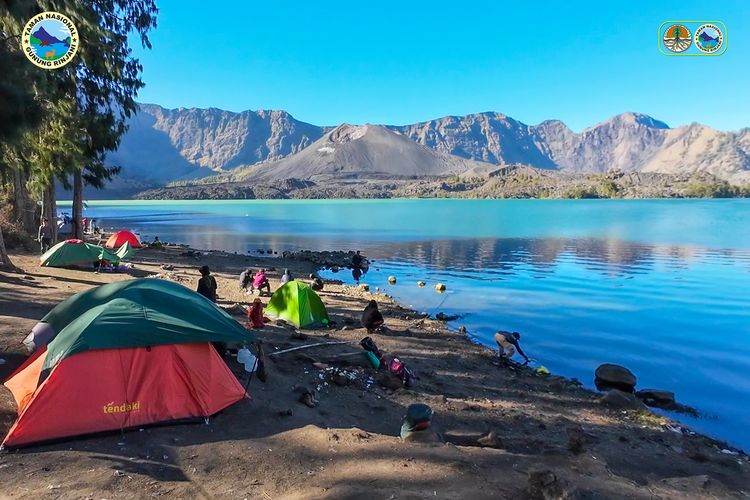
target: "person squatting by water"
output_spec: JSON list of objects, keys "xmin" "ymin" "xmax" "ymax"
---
[
  {"xmin": 494, "ymin": 331, "xmax": 529, "ymax": 363},
  {"xmin": 38, "ymin": 218, "xmax": 53, "ymax": 254}
]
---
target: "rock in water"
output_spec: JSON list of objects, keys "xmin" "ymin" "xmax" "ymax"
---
[
  {"xmin": 595, "ymin": 363, "xmax": 637, "ymax": 392},
  {"xmin": 635, "ymin": 388, "xmax": 676, "ymax": 408},
  {"xmin": 600, "ymin": 389, "xmax": 649, "ymax": 411}
]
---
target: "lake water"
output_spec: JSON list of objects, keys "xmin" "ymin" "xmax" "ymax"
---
[
  {"xmin": 33, "ymin": 42, "xmax": 69, "ymax": 61},
  {"xmin": 64, "ymin": 199, "xmax": 750, "ymax": 450}
]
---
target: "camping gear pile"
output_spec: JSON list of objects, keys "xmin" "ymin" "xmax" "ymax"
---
[
  {"xmin": 360, "ymin": 336, "xmax": 416, "ymax": 387},
  {"xmin": 400, "ymin": 403, "xmax": 434, "ymax": 439},
  {"xmin": 2, "ymin": 279, "xmax": 254, "ymax": 448}
]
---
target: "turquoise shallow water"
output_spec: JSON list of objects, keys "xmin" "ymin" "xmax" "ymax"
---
[{"xmin": 65, "ymin": 199, "xmax": 750, "ymax": 450}]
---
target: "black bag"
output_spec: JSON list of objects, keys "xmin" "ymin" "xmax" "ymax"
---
[{"xmin": 360, "ymin": 336, "xmax": 382, "ymax": 359}]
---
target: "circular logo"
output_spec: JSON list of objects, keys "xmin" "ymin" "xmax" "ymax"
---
[
  {"xmin": 21, "ymin": 12, "xmax": 79, "ymax": 69},
  {"xmin": 694, "ymin": 24, "xmax": 724, "ymax": 53},
  {"xmin": 663, "ymin": 24, "xmax": 692, "ymax": 52}
]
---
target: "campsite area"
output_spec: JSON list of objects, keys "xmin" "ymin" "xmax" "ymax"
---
[{"xmin": 1, "ymin": 247, "xmax": 749, "ymax": 499}]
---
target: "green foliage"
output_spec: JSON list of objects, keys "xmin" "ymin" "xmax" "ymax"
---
[
  {"xmin": 563, "ymin": 186, "xmax": 598, "ymax": 199},
  {"xmin": 595, "ymin": 179, "xmax": 620, "ymax": 198},
  {"xmin": 683, "ymin": 180, "xmax": 738, "ymax": 198}
]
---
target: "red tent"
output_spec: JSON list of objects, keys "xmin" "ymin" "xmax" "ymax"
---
[{"xmin": 105, "ymin": 230, "xmax": 141, "ymax": 248}]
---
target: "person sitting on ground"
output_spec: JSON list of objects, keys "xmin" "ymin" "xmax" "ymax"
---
[
  {"xmin": 197, "ymin": 265, "xmax": 218, "ymax": 302},
  {"xmin": 311, "ymin": 276, "xmax": 324, "ymax": 291},
  {"xmin": 239, "ymin": 268, "xmax": 253, "ymax": 293},
  {"xmin": 280, "ymin": 268, "xmax": 294, "ymax": 286},
  {"xmin": 494, "ymin": 331, "xmax": 529, "ymax": 363},
  {"xmin": 247, "ymin": 298, "xmax": 265, "ymax": 329},
  {"xmin": 252, "ymin": 268, "xmax": 271, "ymax": 296},
  {"xmin": 38, "ymin": 218, "xmax": 53, "ymax": 254},
  {"xmin": 361, "ymin": 299, "xmax": 385, "ymax": 333},
  {"xmin": 150, "ymin": 235, "xmax": 162, "ymax": 248}
]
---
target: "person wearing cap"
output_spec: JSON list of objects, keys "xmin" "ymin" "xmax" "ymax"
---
[
  {"xmin": 494, "ymin": 331, "xmax": 529, "ymax": 363},
  {"xmin": 38, "ymin": 218, "xmax": 53, "ymax": 254},
  {"xmin": 196, "ymin": 265, "xmax": 217, "ymax": 302}
]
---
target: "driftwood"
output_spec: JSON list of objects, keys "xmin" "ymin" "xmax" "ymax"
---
[{"xmin": 269, "ymin": 341, "xmax": 350, "ymax": 357}]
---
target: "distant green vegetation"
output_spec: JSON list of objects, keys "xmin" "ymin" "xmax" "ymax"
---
[{"xmin": 683, "ymin": 180, "xmax": 748, "ymax": 198}]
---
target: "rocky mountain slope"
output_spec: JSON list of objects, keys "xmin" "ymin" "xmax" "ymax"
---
[
  {"xmin": 104, "ymin": 105, "xmax": 750, "ymax": 193},
  {"xmin": 106, "ymin": 104, "xmax": 324, "ymax": 185},
  {"xmin": 396, "ymin": 112, "xmax": 750, "ymax": 182},
  {"xmin": 235, "ymin": 124, "xmax": 494, "ymax": 182}
]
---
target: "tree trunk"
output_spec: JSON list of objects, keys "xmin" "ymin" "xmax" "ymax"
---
[
  {"xmin": 72, "ymin": 170, "xmax": 83, "ymax": 240},
  {"xmin": 12, "ymin": 168, "xmax": 35, "ymax": 234},
  {"xmin": 0, "ymin": 225, "xmax": 16, "ymax": 270},
  {"xmin": 43, "ymin": 181, "xmax": 57, "ymax": 243}
]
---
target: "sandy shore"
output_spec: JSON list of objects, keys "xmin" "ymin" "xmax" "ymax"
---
[{"xmin": 1, "ymin": 246, "xmax": 749, "ymax": 499}]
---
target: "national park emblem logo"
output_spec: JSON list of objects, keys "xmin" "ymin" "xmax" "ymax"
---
[
  {"xmin": 662, "ymin": 24, "xmax": 692, "ymax": 53},
  {"xmin": 21, "ymin": 12, "xmax": 79, "ymax": 69},
  {"xmin": 694, "ymin": 24, "xmax": 724, "ymax": 53}
]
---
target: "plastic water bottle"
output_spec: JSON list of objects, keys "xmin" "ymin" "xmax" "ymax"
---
[
  {"xmin": 243, "ymin": 352, "xmax": 257, "ymax": 373},
  {"xmin": 237, "ymin": 346, "xmax": 251, "ymax": 364}
]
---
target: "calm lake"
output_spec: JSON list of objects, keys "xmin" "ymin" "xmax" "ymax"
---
[{"xmin": 64, "ymin": 199, "xmax": 750, "ymax": 450}]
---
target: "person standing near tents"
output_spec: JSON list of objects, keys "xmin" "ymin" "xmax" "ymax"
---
[
  {"xmin": 494, "ymin": 331, "xmax": 530, "ymax": 363},
  {"xmin": 38, "ymin": 218, "xmax": 53, "ymax": 254},
  {"xmin": 197, "ymin": 265, "xmax": 218, "ymax": 303},
  {"xmin": 280, "ymin": 268, "xmax": 294, "ymax": 286}
]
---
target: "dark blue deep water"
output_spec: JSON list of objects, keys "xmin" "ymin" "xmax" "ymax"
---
[{"xmin": 66, "ymin": 199, "xmax": 750, "ymax": 450}]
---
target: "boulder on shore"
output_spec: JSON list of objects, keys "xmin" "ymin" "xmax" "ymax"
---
[
  {"xmin": 635, "ymin": 388, "xmax": 676, "ymax": 408},
  {"xmin": 600, "ymin": 389, "xmax": 649, "ymax": 411},
  {"xmin": 595, "ymin": 363, "xmax": 637, "ymax": 392}
]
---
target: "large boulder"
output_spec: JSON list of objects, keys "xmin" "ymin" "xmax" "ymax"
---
[
  {"xmin": 635, "ymin": 389, "xmax": 676, "ymax": 409},
  {"xmin": 600, "ymin": 389, "xmax": 649, "ymax": 411},
  {"xmin": 595, "ymin": 363, "xmax": 637, "ymax": 392}
]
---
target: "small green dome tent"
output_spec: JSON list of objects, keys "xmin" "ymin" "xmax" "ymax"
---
[
  {"xmin": 40, "ymin": 239, "xmax": 120, "ymax": 268},
  {"xmin": 265, "ymin": 281, "xmax": 329, "ymax": 328}
]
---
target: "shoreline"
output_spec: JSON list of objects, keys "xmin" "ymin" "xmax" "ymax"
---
[{"xmin": 1, "ymin": 246, "xmax": 749, "ymax": 498}]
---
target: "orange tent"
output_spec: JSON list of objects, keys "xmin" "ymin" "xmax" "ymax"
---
[
  {"xmin": 2, "ymin": 279, "xmax": 253, "ymax": 448},
  {"xmin": 3, "ymin": 343, "xmax": 245, "ymax": 447},
  {"xmin": 105, "ymin": 230, "xmax": 141, "ymax": 248}
]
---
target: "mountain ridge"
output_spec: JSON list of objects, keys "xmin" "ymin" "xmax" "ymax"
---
[{"xmin": 104, "ymin": 104, "xmax": 750, "ymax": 191}]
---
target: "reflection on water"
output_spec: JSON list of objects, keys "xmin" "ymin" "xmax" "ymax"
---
[{"xmin": 76, "ymin": 200, "xmax": 750, "ymax": 450}]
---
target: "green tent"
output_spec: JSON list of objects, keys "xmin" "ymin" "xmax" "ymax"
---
[
  {"xmin": 265, "ymin": 281, "xmax": 329, "ymax": 328},
  {"xmin": 40, "ymin": 239, "xmax": 120, "ymax": 268},
  {"xmin": 23, "ymin": 278, "xmax": 254, "ymax": 371},
  {"xmin": 115, "ymin": 241, "xmax": 137, "ymax": 260}
]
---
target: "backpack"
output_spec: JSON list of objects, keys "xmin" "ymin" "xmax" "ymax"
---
[{"xmin": 388, "ymin": 357, "xmax": 416, "ymax": 387}]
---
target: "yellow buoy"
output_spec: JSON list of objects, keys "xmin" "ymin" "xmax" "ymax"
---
[
  {"xmin": 435, "ymin": 283, "xmax": 446, "ymax": 293},
  {"xmin": 417, "ymin": 281, "xmax": 426, "ymax": 287},
  {"xmin": 388, "ymin": 275, "xmax": 397, "ymax": 284}
]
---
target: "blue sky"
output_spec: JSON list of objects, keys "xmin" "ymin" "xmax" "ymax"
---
[{"xmin": 131, "ymin": 1, "xmax": 749, "ymax": 131}]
